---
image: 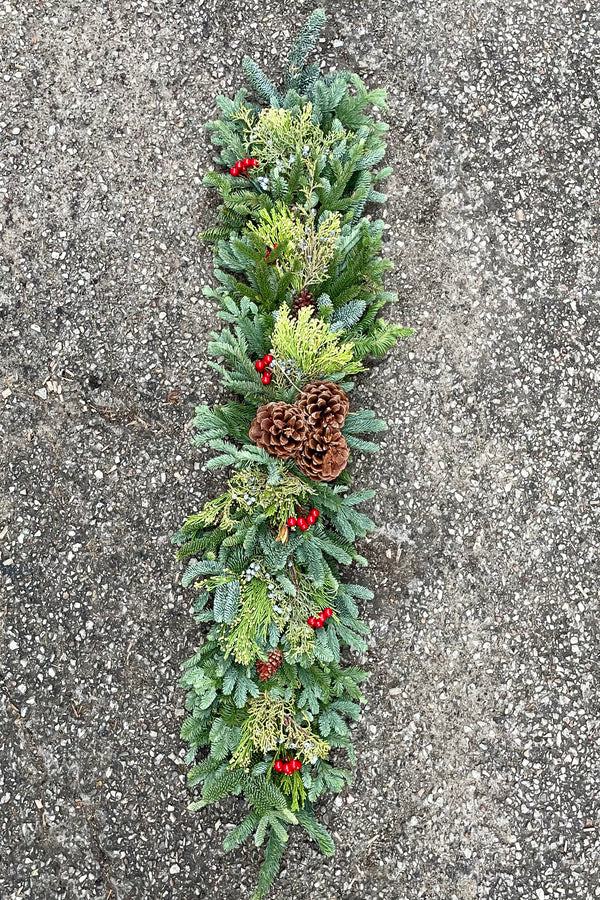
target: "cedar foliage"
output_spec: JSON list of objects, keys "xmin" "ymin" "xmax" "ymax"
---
[{"xmin": 175, "ymin": 11, "xmax": 411, "ymax": 898}]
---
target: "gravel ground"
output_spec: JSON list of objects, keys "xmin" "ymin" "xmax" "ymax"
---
[{"xmin": 1, "ymin": 1, "xmax": 599, "ymax": 898}]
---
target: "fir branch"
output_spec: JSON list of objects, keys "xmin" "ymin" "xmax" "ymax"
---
[
  {"xmin": 295, "ymin": 806, "xmax": 335, "ymax": 855},
  {"xmin": 284, "ymin": 9, "xmax": 326, "ymax": 91},
  {"xmin": 250, "ymin": 829, "xmax": 287, "ymax": 900},
  {"xmin": 242, "ymin": 57, "xmax": 281, "ymax": 105}
]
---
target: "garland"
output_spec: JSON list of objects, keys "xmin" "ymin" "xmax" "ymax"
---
[{"xmin": 173, "ymin": 11, "xmax": 412, "ymax": 898}]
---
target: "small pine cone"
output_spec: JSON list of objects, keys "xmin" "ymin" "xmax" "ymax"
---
[
  {"xmin": 296, "ymin": 381, "xmax": 350, "ymax": 439},
  {"xmin": 292, "ymin": 288, "xmax": 316, "ymax": 318},
  {"xmin": 256, "ymin": 647, "xmax": 283, "ymax": 682},
  {"xmin": 249, "ymin": 402, "xmax": 307, "ymax": 459},
  {"xmin": 295, "ymin": 430, "xmax": 350, "ymax": 482}
]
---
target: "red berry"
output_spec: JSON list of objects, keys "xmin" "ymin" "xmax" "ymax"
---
[
  {"xmin": 292, "ymin": 759, "xmax": 302, "ymax": 771},
  {"xmin": 287, "ymin": 517, "xmax": 297, "ymax": 528},
  {"xmin": 307, "ymin": 616, "xmax": 317, "ymax": 627},
  {"xmin": 230, "ymin": 167, "xmax": 238, "ymax": 176},
  {"xmin": 261, "ymin": 373, "xmax": 271, "ymax": 385},
  {"xmin": 323, "ymin": 607, "xmax": 333, "ymax": 619},
  {"xmin": 283, "ymin": 762, "xmax": 293, "ymax": 775},
  {"xmin": 243, "ymin": 158, "xmax": 251, "ymax": 167},
  {"xmin": 263, "ymin": 354, "xmax": 273, "ymax": 365},
  {"xmin": 297, "ymin": 517, "xmax": 308, "ymax": 531},
  {"xmin": 310, "ymin": 509, "xmax": 319, "ymax": 519},
  {"xmin": 255, "ymin": 359, "xmax": 266, "ymax": 372},
  {"xmin": 251, "ymin": 158, "xmax": 258, "ymax": 166},
  {"xmin": 274, "ymin": 759, "xmax": 284, "ymax": 773},
  {"xmin": 315, "ymin": 616, "xmax": 325, "ymax": 628},
  {"xmin": 306, "ymin": 513, "xmax": 316, "ymax": 526}
]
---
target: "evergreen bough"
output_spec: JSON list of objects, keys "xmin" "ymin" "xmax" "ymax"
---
[{"xmin": 174, "ymin": 11, "xmax": 412, "ymax": 897}]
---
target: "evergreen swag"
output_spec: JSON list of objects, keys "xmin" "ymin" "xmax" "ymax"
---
[{"xmin": 173, "ymin": 10, "xmax": 412, "ymax": 897}]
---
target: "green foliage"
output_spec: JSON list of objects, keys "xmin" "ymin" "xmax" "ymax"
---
[
  {"xmin": 242, "ymin": 57, "xmax": 281, "ymax": 105},
  {"xmin": 271, "ymin": 304, "xmax": 361, "ymax": 382},
  {"xmin": 189, "ymin": 401, "xmax": 255, "ymax": 446},
  {"xmin": 230, "ymin": 692, "xmax": 330, "ymax": 772},
  {"xmin": 249, "ymin": 201, "xmax": 305, "ymax": 260},
  {"xmin": 175, "ymin": 10, "xmax": 413, "ymax": 899},
  {"xmin": 250, "ymin": 829, "xmax": 287, "ymax": 900},
  {"xmin": 295, "ymin": 805, "xmax": 335, "ymax": 855},
  {"xmin": 246, "ymin": 202, "xmax": 342, "ymax": 292},
  {"xmin": 284, "ymin": 8, "xmax": 326, "ymax": 92},
  {"xmin": 223, "ymin": 811, "xmax": 262, "ymax": 852},
  {"xmin": 192, "ymin": 466, "xmax": 313, "ymax": 533},
  {"xmin": 222, "ymin": 574, "xmax": 278, "ymax": 665},
  {"xmin": 245, "ymin": 104, "xmax": 341, "ymax": 175}
]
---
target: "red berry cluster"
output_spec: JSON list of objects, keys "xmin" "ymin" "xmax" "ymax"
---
[
  {"xmin": 273, "ymin": 757, "xmax": 302, "ymax": 775},
  {"xmin": 255, "ymin": 353, "xmax": 274, "ymax": 386},
  {"xmin": 308, "ymin": 608, "xmax": 333, "ymax": 628},
  {"xmin": 287, "ymin": 508, "xmax": 319, "ymax": 531},
  {"xmin": 230, "ymin": 157, "xmax": 258, "ymax": 177}
]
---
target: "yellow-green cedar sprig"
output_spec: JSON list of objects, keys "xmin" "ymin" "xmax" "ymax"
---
[
  {"xmin": 229, "ymin": 693, "xmax": 330, "ymax": 773},
  {"xmin": 271, "ymin": 304, "xmax": 362, "ymax": 382},
  {"xmin": 191, "ymin": 465, "xmax": 313, "ymax": 533}
]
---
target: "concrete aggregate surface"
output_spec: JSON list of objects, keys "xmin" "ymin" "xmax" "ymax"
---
[{"xmin": 1, "ymin": 1, "xmax": 599, "ymax": 898}]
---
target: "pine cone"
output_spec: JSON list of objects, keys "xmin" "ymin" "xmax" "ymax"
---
[
  {"xmin": 295, "ymin": 430, "xmax": 350, "ymax": 482},
  {"xmin": 256, "ymin": 647, "xmax": 283, "ymax": 681},
  {"xmin": 292, "ymin": 288, "xmax": 316, "ymax": 318},
  {"xmin": 249, "ymin": 402, "xmax": 307, "ymax": 459},
  {"xmin": 296, "ymin": 381, "xmax": 349, "ymax": 439}
]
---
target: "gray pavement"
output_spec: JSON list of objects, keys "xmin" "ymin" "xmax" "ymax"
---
[{"xmin": 1, "ymin": 1, "xmax": 599, "ymax": 898}]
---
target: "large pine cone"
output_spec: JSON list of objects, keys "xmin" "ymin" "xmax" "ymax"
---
[
  {"xmin": 292, "ymin": 288, "xmax": 316, "ymax": 318},
  {"xmin": 249, "ymin": 402, "xmax": 307, "ymax": 459},
  {"xmin": 295, "ymin": 431, "xmax": 350, "ymax": 482},
  {"xmin": 296, "ymin": 381, "xmax": 349, "ymax": 439}
]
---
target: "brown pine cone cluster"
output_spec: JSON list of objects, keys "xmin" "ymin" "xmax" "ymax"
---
[
  {"xmin": 297, "ymin": 380, "xmax": 350, "ymax": 441},
  {"xmin": 249, "ymin": 381, "xmax": 350, "ymax": 482},
  {"xmin": 249, "ymin": 402, "xmax": 307, "ymax": 459},
  {"xmin": 291, "ymin": 288, "xmax": 316, "ymax": 318},
  {"xmin": 256, "ymin": 647, "xmax": 283, "ymax": 681},
  {"xmin": 296, "ymin": 430, "xmax": 350, "ymax": 481}
]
